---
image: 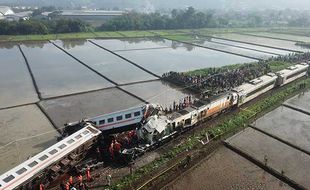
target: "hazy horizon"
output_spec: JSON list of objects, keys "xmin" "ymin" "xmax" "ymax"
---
[{"xmin": 1, "ymin": 0, "xmax": 310, "ymax": 11}]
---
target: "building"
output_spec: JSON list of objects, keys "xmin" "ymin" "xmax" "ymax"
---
[{"xmin": 0, "ymin": 6, "xmax": 15, "ymax": 20}]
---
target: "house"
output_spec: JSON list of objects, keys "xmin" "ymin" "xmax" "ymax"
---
[{"xmin": 0, "ymin": 6, "xmax": 15, "ymax": 20}]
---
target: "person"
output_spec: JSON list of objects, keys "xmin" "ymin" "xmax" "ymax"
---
[
  {"xmin": 86, "ymin": 167, "xmax": 91, "ymax": 182},
  {"xmin": 65, "ymin": 181, "xmax": 70, "ymax": 190},
  {"xmin": 77, "ymin": 174, "xmax": 83, "ymax": 184},
  {"xmin": 39, "ymin": 183, "xmax": 44, "ymax": 190},
  {"xmin": 106, "ymin": 174, "xmax": 112, "ymax": 186},
  {"xmin": 69, "ymin": 176, "xmax": 73, "ymax": 186}
]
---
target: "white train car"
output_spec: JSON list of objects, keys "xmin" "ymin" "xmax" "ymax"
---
[
  {"xmin": 67, "ymin": 105, "xmax": 148, "ymax": 133},
  {"xmin": 233, "ymin": 73, "xmax": 278, "ymax": 106},
  {"xmin": 0, "ymin": 123, "xmax": 101, "ymax": 190},
  {"xmin": 276, "ymin": 63, "xmax": 309, "ymax": 86}
]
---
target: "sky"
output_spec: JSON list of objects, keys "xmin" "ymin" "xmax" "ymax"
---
[{"xmin": 1, "ymin": 0, "xmax": 310, "ymax": 10}]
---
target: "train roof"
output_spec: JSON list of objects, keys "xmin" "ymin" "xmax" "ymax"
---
[
  {"xmin": 232, "ymin": 74, "xmax": 277, "ymax": 95},
  {"xmin": 0, "ymin": 123, "xmax": 101, "ymax": 190},
  {"xmin": 68, "ymin": 105, "xmax": 145, "ymax": 126},
  {"xmin": 196, "ymin": 92, "xmax": 232, "ymax": 106},
  {"xmin": 276, "ymin": 63, "xmax": 309, "ymax": 77},
  {"xmin": 144, "ymin": 115, "xmax": 168, "ymax": 134}
]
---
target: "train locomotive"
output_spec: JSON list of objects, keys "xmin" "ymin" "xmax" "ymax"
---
[{"xmin": 137, "ymin": 62, "xmax": 309, "ymax": 145}]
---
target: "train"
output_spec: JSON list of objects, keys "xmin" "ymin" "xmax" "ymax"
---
[
  {"xmin": 137, "ymin": 62, "xmax": 309, "ymax": 145},
  {"xmin": 0, "ymin": 123, "xmax": 101, "ymax": 190},
  {"xmin": 1, "ymin": 62, "xmax": 308, "ymax": 190},
  {"xmin": 63, "ymin": 104, "xmax": 160, "ymax": 135}
]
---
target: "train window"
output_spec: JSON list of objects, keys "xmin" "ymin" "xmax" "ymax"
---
[
  {"xmin": 16, "ymin": 167, "xmax": 27, "ymax": 175},
  {"xmin": 28, "ymin": 161, "xmax": 38, "ymax": 168},
  {"xmin": 125, "ymin": 113, "xmax": 131, "ymax": 119},
  {"xmin": 99, "ymin": 120, "xmax": 105, "ymax": 125},
  {"xmin": 67, "ymin": 139, "xmax": 75, "ymax": 144},
  {"xmin": 82, "ymin": 131, "xmax": 90, "ymax": 135},
  {"xmin": 39, "ymin": 155, "xmax": 48, "ymax": 161},
  {"xmin": 75, "ymin": 134, "xmax": 82, "ymax": 139},
  {"xmin": 3, "ymin": 175, "xmax": 15, "ymax": 183},
  {"xmin": 134, "ymin": 111, "xmax": 141, "ymax": 117},
  {"xmin": 116, "ymin": 115, "xmax": 123, "ymax": 121},
  {"xmin": 108, "ymin": 118, "xmax": 114, "ymax": 123},
  {"xmin": 58, "ymin": 144, "xmax": 67, "ymax": 149},
  {"xmin": 49, "ymin": 149, "xmax": 58, "ymax": 155}
]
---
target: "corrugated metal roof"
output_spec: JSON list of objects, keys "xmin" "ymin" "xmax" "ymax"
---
[{"xmin": 0, "ymin": 6, "xmax": 14, "ymax": 16}]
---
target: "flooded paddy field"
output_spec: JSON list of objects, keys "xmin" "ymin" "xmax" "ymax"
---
[
  {"xmin": 211, "ymin": 38, "xmax": 292, "ymax": 55},
  {"xmin": 0, "ymin": 104, "xmax": 58, "ymax": 174},
  {"xmin": 0, "ymin": 44, "xmax": 38, "ymax": 108},
  {"xmin": 39, "ymin": 88, "xmax": 144, "ymax": 129},
  {"xmin": 213, "ymin": 33, "xmax": 310, "ymax": 52},
  {"xmin": 251, "ymin": 106, "xmax": 310, "ymax": 153},
  {"xmin": 120, "ymin": 80, "xmax": 196, "ymax": 108},
  {"xmin": 54, "ymin": 40, "xmax": 158, "ymax": 84},
  {"xmin": 20, "ymin": 42, "xmax": 114, "ymax": 98},
  {"xmin": 245, "ymin": 32, "xmax": 310, "ymax": 43},
  {"xmin": 284, "ymin": 89, "xmax": 310, "ymax": 114},
  {"xmin": 91, "ymin": 38, "xmax": 174, "ymax": 51},
  {"xmin": 117, "ymin": 44, "xmax": 255, "ymax": 76},
  {"xmin": 193, "ymin": 39, "xmax": 275, "ymax": 59},
  {"xmin": 226, "ymin": 127, "xmax": 310, "ymax": 189},
  {"xmin": 164, "ymin": 147, "xmax": 292, "ymax": 190}
]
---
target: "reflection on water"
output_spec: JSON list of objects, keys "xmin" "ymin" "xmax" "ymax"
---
[
  {"xmin": 56, "ymin": 39, "xmax": 87, "ymax": 49},
  {"xmin": 118, "ymin": 45, "xmax": 255, "ymax": 75},
  {"xmin": 54, "ymin": 40, "xmax": 157, "ymax": 84},
  {"xmin": 21, "ymin": 42, "xmax": 114, "ymax": 98},
  {"xmin": 0, "ymin": 45, "xmax": 38, "ymax": 108}
]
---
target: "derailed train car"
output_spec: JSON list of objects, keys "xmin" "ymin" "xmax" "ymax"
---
[
  {"xmin": 0, "ymin": 123, "xmax": 101, "ymax": 190},
  {"xmin": 137, "ymin": 63, "xmax": 309, "ymax": 145}
]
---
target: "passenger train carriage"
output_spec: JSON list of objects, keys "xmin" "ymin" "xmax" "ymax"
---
[
  {"xmin": 232, "ymin": 73, "xmax": 278, "ymax": 106},
  {"xmin": 65, "ymin": 104, "xmax": 159, "ymax": 135},
  {"xmin": 276, "ymin": 63, "xmax": 309, "ymax": 86},
  {"xmin": 0, "ymin": 123, "xmax": 101, "ymax": 190}
]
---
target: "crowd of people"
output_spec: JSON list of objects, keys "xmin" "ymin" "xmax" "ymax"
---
[
  {"xmin": 163, "ymin": 62, "xmax": 271, "ymax": 96},
  {"xmin": 163, "ymin": 95, "xmax": 195, "ymax": 114},
  {"xmin": 163, "ymin": 53, "xmax": 310, "ymax": 96}
]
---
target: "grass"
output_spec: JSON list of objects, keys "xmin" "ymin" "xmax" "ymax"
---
[
  {"xmin": 1, "ymin": 27, "xmax": 310, "ymax": 42},
  {"xmin": 111, "ymin": 77, "xmax": 310, "ymax": 190},
  {"xmin": 183, "ymin": 60, "xmax": 295, "ymax": 77}
]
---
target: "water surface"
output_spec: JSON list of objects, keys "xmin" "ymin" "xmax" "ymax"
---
[
  {"xmin": 118, "ymin": 45, "xmax": 255, "ymax": 76},
  {"xmin": 0, "ymin": 44, "xmax": 38, "ymax": 108},
  {"xmin": 21, "ymin": 42, "xmax": 114, "ymax": 98},
  {"xmin": 56, "ymin": 40, "xmax": 158, "ymax": 84}
]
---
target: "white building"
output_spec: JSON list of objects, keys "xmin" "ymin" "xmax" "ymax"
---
[{"xmin": 0, "ymin": 6, "xmax": 15, "ymax": 20}]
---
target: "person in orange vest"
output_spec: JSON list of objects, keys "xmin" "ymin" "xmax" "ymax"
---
[
  {"xmin": 77, "ymin": 173, "xmax": 83, "ymax": 184},
  {"xmin": 86, "ymin": 167, "xmax": 91, "ymax": 182},
  {"xmin": 69, "ymin": 176, "xmax": 73, "ymax": 185},
  {"xmin": 39, "ymin": 183, "xmax": 44, "ymax": 190}
]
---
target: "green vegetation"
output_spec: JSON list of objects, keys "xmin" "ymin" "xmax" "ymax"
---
[
  {"xmin": 111, "ymin": 76, "xmax": 310, "ymax": 190},
  {"xmin": 184, "ymin": 60, "xmax": 294, "ymax": 77},
  {"xmin": 0, "ymin": 19, "xmax": 92, "ymax": 35}
]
